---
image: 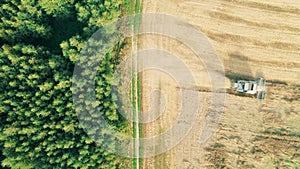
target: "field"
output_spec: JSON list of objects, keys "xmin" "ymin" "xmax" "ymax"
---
[{"xmin": 138, "ymin": 0, "xmax": 300, "ymax": 168}]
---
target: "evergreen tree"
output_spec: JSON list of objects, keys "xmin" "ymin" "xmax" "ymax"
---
[
  {"xmin": 0, "ymin": 0, "xmax": 131, "ymax": 168},
  {"xmin": 0, "ymin": 0, "xmax": 51, "ymax": 44}
]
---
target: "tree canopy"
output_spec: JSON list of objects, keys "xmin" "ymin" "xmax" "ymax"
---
[{"xmin": 0, "ymin": 0, "xmax": 131, "ymax": 168}]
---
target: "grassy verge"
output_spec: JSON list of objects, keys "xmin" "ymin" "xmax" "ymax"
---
[
  {"xmin": 137, "ymin": 74, "xmax": 143, "ymax": 167},
  {"xmin": 131, "ymin": 73, "xmax": 142, "ymax": 167},
  {"xmin": 131, "ymin": 74, "xmax": 137, "ymax": 168},
  {"xmin": 126, "ymin": 0, "xmax": 142, "ymax": 167}
]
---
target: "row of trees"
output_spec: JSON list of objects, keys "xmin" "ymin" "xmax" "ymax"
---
[{"xmin": 0, "ymin": 0, "xmax": 130, "ymax": 168}]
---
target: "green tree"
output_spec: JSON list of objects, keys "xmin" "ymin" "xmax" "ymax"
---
[
  {"xmin": 38, "ymin": 0, "xmax": 75, "ymax": 17},
  {"xmin": 0, "ymin": 0, "xmax": 131, "ymax": 168},
  {"xmin": 0, "ymin": 0, "xmax": 51, "ymax": 44}
]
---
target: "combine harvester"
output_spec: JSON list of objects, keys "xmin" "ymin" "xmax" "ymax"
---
[{"xmin": 232, "ymin": 77, "xmax": 267, "ymax": 100}]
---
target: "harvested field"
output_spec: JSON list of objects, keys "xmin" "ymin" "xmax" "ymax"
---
[
  {"xmin": 138, "ymin": 0, "xmax": 300, "ymax": 168},
  {"xmin": 142, "ymin": 0, "xmax": 300, "ymax": 84}
]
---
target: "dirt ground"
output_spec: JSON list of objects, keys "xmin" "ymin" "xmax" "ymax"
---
[{"xmin": 138, "ymin": 0, "xmax": 300, "ymax": 168}]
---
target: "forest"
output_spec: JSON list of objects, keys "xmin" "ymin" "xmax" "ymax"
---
[{"xmin": 0, "ymin": 0, "xmax": 132, "ymax": 168}]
